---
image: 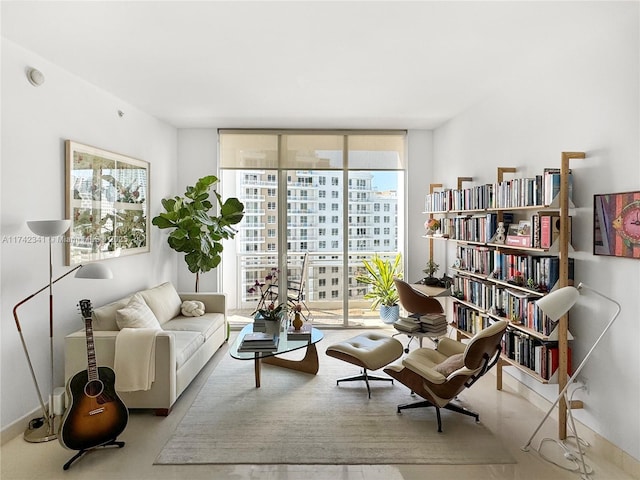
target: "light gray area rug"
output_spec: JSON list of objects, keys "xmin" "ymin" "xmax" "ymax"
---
[{"xmin": 155, "ymin": 329, "xmax": 516, "ymax": 465}]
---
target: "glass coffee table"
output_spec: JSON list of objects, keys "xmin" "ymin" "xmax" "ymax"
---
[{"xmin": 229, "ymin": 323, "xmax": 324, "ymax": 388}]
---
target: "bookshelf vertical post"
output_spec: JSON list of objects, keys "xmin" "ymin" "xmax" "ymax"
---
[{"xmin": 557, "ymin": 151, "xmax": 585, "ymax": 439}]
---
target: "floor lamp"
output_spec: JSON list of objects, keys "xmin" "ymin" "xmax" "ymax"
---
[
  {"xmin": 13, "ymin": 220, "xmax": 113, "ymax": 443},
  {"xmin": 521, "ymin": 282, "xmax": 621, "ymax": 479}
]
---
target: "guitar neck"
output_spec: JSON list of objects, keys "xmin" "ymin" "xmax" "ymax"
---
[{"xmin": 83, "ymin": 317, "xmax": 99, "ymax": 382}]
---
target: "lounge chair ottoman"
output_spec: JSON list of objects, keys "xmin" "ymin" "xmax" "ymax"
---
[{"xmin": 325, "ymin": 332, "xmax": 403, "ymax": 398}]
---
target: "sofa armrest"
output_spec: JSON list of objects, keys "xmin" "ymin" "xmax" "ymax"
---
[{"xmin": 178, "ymin": 292, "xmax": 226, "ymax": 315}]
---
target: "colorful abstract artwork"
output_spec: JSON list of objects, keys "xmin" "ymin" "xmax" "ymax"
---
[{"xmin": 593, "ymin": 191, "xmax": 640, "ymax": 259}]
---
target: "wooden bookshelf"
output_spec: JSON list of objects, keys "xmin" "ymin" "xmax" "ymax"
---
[{"xmin": 423, "ymin": 152, "xmax": 585, "ymax": 439}]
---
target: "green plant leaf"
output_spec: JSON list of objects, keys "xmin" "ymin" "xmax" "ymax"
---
[{"xmin": 152, "ymin": 215, "xmax": 175, "ymax": 229}]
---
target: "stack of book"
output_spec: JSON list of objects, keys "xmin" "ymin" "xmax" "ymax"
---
[
  {"xmin": 286, "ymin": 323, "xmax": 312, "ymax": 341},
  {"xmin": 393, "ymin": 316, "xmax": 422, "ymax": 333},
  {"xmin": 238, "ymin": 332, "xmax": 279, "ymax": 352},
  {"xmin": 419, "ymin": 313, "xmax": 448, "ymax": 336}
]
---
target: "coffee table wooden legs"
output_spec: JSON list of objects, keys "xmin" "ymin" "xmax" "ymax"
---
[{"xmin": 253, "ymin": 343, "xmax": 319, "ymax": 387}]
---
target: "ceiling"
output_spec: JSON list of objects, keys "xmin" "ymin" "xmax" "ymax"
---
[{"xmin": 1, "ymin": 1, "xmax": 626, "ymax": 129}]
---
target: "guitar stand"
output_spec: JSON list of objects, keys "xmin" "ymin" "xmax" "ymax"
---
[{"xmin": 63, "ymin": 438, "xmax": 125, "ymax": 470}]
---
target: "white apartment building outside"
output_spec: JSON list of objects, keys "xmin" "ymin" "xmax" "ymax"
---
[{"xmin": 236, "ymin": 169, "xmax": 398, "ymax": 319}]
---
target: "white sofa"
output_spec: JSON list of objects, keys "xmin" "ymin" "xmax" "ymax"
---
[{"xmin": 64, "ymin": 282, "xmax": 227, "ymax": 415}]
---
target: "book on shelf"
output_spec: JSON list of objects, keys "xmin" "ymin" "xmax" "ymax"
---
[
  {"xmin": 543, "ymin": 168, "xmax": 573, "ymax": 206},
  {"xmin": 540, "ymin": 214, "xmax": 572, "ymax": 249},
  {"xmin": 286, "ymin": 324, "xmax": 312, "ymax": 340}
]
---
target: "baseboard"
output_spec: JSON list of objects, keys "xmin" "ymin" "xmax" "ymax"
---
[
  {"xmin": 500, "ymin": 369, "xmax": 640, "ymax": 479},
  {"xmin": 0, "ymin": 407, "xmax": 40, "ymax": 446}
]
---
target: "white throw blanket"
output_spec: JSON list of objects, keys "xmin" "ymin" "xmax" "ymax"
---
[{"xmin": 114, "ymin": 328, "xmax": 160, "ymax": 392}]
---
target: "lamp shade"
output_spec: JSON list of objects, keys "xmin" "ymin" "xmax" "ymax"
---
[
  {"xmin": 535, "ymin": 285, "xmax": 580, "ymax": 321},
  {"xmin": 74, "ymin": 263, "xmax": 113, "ymax": 279},
  {"xmin": 27, "ymin": 220, "xmax": 71, "ymax": 237}
]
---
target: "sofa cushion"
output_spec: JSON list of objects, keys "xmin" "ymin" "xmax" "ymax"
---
[
  {"xmin": 170, "ymin": 331, "xmax": 205, "ymax": 369},
  {"xmin": 139, "ymin": 282, "xmax": 182, "ymax": 325},
  {"xmin": 162, "ymin": 312, "xmax": 225, "ymax": 340},
  {"xmin": 93, "ymin": 296, "xmax": 132, "ymax": 331},
  {"xmin": 116, "ymin": 293, "xmax": 162, "ymax": 330}
]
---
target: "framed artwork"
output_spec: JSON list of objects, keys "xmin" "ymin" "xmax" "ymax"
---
[
  {"xmin": 65, "ymin": 140, "xmax": 150, "ymax": 266},
  {"xmin": 593, "ymin": 191, "xmax": 640, "ymax": 259}
]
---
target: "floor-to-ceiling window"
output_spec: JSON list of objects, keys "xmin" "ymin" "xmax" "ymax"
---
[{"xmin": 219, "ymin": 130, "xmax": 405, "ymax": 327}]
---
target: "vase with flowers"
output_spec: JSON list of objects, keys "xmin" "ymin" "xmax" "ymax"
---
[{"xmin": 256, "ymin": 301, "xmax": 286, "ymax": 335}]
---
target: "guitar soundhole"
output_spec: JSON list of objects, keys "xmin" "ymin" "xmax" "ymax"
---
[{"xmin": 84, "ymin": 379, "xmax": 104, "ymax": 398}]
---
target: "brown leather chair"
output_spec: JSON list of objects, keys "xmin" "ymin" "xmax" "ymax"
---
[
  {"xmin": 395, "ymin": 278, "xmax": 444, "ymax": 316},
  {"xmin": 384, "ymin": 320, "xmax": 508, "ymax": 432},
  {"xmin": 393, "ymin": 278, "xmax": 444, "ymax": 352}
]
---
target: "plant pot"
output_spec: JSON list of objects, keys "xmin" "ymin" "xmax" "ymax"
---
[
  {"xmin": 379, "ymin": 304, "xmax": 400, "ymax": 324},
  {"xmin": 423, "ymin": 277, "xmax": 440, "ymax": 286},
  {"xmin": 264, "ymin": 318, "xmax": 282, "ymax": 336}
]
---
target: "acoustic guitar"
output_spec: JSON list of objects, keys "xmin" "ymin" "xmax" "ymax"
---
[{"xmin": 59, "ymin": 299, "xmax": 129, "ymax": 451}]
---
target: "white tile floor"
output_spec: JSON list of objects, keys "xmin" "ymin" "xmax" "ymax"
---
[{"xmin": 1, "ymin": 330, "xmax": 635, "ymax": 480}]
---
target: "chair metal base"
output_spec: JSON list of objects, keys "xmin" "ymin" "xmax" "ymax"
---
[
  {"xmin": 336, "ymin": 368, "xmax": 393, "ymax": 398},
  {"xmin": 397, "ymin": 399, "xmax": 480, "ymax": 432}
]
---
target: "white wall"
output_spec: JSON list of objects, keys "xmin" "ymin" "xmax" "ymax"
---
[
  {"xmin": 431, "ymin": 7, "xmax": 640, "ymax": 460},
  {"xmin": 175, "ymin": 128, "xmax": 219, "ymax": 293},
  {"xmin": 0, "ymin": 40, "xmax": 178, "ymax": 431}
]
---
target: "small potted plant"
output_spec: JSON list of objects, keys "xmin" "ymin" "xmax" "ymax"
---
[
  {"xmin": 355, "ymin": 252, "xmax": 402, "ymax": 324},
  {"xmin": 422, "ymin": 259, "xmax": 440, "ymax": 285}
]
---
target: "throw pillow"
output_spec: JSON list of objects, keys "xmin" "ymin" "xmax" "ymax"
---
[
  {"xmin": 138, "ymin": 282, "xmax": 182, "ymax": 324},
  {"xmin": 116, "ymin": 293, "xmax": 162, "ymax": 330},
  {"xmin": 434, "ymin": 353, "xmax": 464, "ymax": 377},
  {"xmin": 181, "ymin": 300, "xmax": 205, "ymax": 317}
]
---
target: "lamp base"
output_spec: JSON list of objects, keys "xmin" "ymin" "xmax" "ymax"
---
[{"xmin": 23, "ymin": 415, "xmax": 58, "ymax": 443}]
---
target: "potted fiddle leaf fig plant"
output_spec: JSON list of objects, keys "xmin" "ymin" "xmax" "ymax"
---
[
  {"xmin": 152, "ymin": 175, "xmax": 245, "ymax": 291},
  {"xmin": 355, "ymin": 252, "xmax": 402, "ymax": 324}
]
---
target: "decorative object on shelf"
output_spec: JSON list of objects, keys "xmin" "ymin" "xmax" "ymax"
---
[
  {"xmin": 424, "ymin": 218, "xmax": 441, "ymax": 236},
  {"xmin": 13, "ymin": 220, "xmax": 113, "ymax": 443},
  {"xmin": 522, "ymin": 283, "xmax": 621, "ymax": 479},
  {"xmin": 65, "ymin": 140, "xmax": 150, "ymax": 266},
  {"xmin": 355, "ymin": 252, "xmax": 402, "ymax": 324},
  {"xmin": 152, "ymin": 175, "xmax": 245, "ymax": 291},
  {"xmin": 593, "ymin": 191, "xmax": 640, "ymax": 258},
  {"xmin": 492, "ymin": 222, "xmax": 506, "ymax": 244}
]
